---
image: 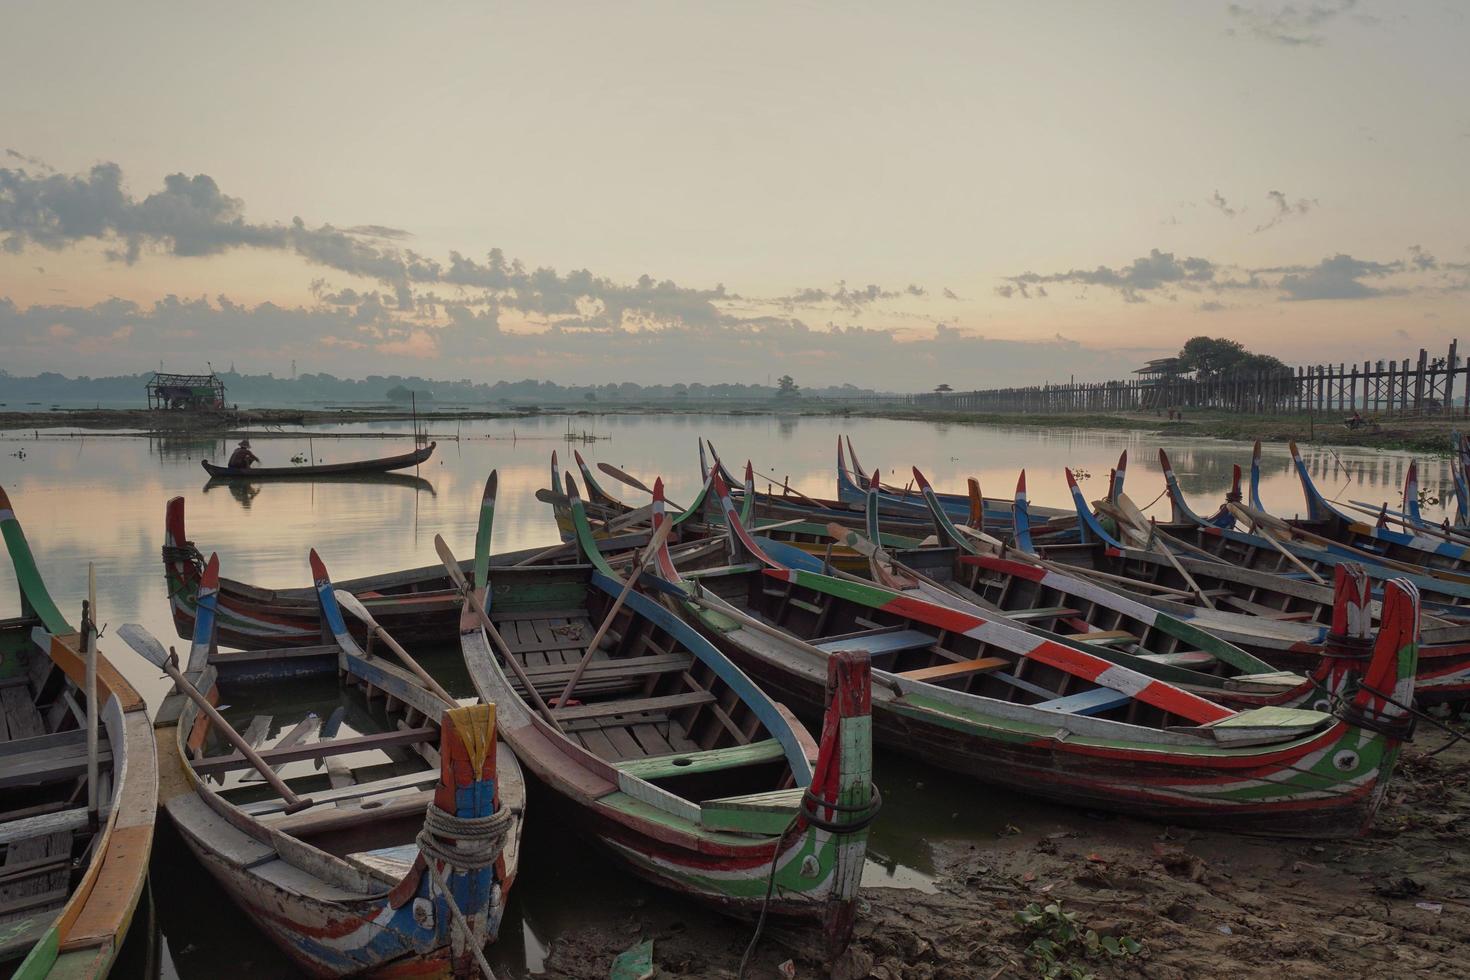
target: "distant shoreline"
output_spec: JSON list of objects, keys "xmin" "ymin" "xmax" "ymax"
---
[{"xmin": 0, "ymin": 404, "xmax": 1458, "ymax": 454}]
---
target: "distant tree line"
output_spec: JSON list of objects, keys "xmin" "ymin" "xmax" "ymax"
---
[{"xmin": 0, "ymin": 369, "xmax": 880, "ymax": 407}]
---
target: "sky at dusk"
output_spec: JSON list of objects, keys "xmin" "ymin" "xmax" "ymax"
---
[{"xmin": 1, "ymin": 1, "xmax": 1467, "ymax": 389}]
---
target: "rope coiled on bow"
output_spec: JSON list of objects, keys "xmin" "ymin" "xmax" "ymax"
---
[{"xmin": 416, "ymin": 803, "xmax": 514, "ymax": 979}]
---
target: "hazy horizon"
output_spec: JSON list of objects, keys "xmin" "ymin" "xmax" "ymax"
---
[{"xmin": 3, "ymin": 2, "xmax": 1466, "ymax": 390}]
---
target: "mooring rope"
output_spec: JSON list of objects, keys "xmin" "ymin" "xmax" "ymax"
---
[
  {"xmin": 736, "ymin": 784, "xmax": 881, "ymax": 980},
  {"xmin": 416, "ymin": 803, "xmax": 514, "ymax": 980}
]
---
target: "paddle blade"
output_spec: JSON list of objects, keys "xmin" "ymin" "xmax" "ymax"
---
[
  {"xmin": 333, "ymin": 589, "xmax": 375, "ymax": 628},
  {"xmin": 435, "ymin": 534, "xmax": 470, "ymax": 591},
  {"xmin": 118, "ymin": 623, "xmax": 171, "ymax": 669}
]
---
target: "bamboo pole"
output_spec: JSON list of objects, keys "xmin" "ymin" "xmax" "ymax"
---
[{"xmin": 84, "ymin": 565, "xmax": 99, "ymax": 829}]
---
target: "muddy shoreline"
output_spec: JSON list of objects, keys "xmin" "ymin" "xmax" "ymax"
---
[{"xmin": 540, "ymin": 732, "xmax": 1470, "ymax": 978}]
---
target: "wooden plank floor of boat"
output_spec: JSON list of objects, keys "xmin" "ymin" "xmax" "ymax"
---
[
  {"xmin": 502, "ymin": 612, "xmax": 701, "ymax": 762},
  {"xmin": 0, "ymin": 678, "xmax": 75, "ymax": 959}
]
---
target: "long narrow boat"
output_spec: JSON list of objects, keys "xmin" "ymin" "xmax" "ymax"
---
[
  {"xmin": 826, "ymin": 467, "xmax": 1360, "ymax": 712},
  {"xmin": 201, "ymin": 442, "xmax": 437, "ymax": 479},
  {"xmin": 698, "ymin": 440, "xmax": 938, "ymax": 537},
  {"xmin": 1268, "ymin": 441, "xmax": 1470, "ymax": 573},
  {"xmin": 651, "ymin": 472, "xmax": 1420, "ymax": 838},
  {"xmin": 139, "ymin": 549, "xmax": 523, "ymax": 976},
  {"xmin": 1159, "ymin": 448, "xmax": 1470, "ymax": 612},
  {"xmin": 837, "ymin": 435, "xmax": 1073, "ymax": 532},
  {"xmin": 1011, "ymin": 461, "xmax": 1470, "ymax": 705},
  {"xmin": 551, "ymin": 453, "xmax": 929, "ymax": 574},
  {"xmin": 451, "ymin": 472, "xmax": 875, "ymax": 956},
  {"xmin": 1013, "ymin": 466, "xmax": 1470, "ymax": 703},
  {"xmin": 162, "ymin": 490, "xmax": 678, "ymax": 650},
  {"xmin": 1, "ymin": 486, "xmax": 156, "ymax": 978}
]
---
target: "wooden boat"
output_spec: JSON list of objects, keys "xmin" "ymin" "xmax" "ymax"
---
[
  {"xmin": 1009, "ymin": 463, "xmax": 1470, "ymax": 705},
  {"xmin": 162, "ymin": 488, "xmax": 679, "ymax": 650},
  {"xmin": 1, "ymin": 485, "xmax": 156, "ymax": 978},
  {"xmin": 1158, "ymin": 448, "xmax": 1470, "ymax": 613},
  {"xmin": 697, "ymin": 440, "xmax": 937, "ymax": 537},
  {"xmin": 550, "ymin": 451, "xmax": 929, "ymax": 576},
  {"xmin": 450, "ymin": 472, "xmax": 875, "ymax": 956},
  {"xmin": 650, "ymin": 471, "xmax": 1421, "ymax": 838},
  {"xmin": 836, "ymin": 434, "xmax": 1073, "ymax": 532},
  {"xmin": 138, "ymin": 549, "xmax": 523, "ymax": 976},
  {"xmin": 204, "ymin": 472, "xmax": 437, "ymax": 496},
  {"xmin": 824, "ymin": 467, "xmax": 1361, "ymax": 712},
  {"xmin": 1266, "ymin": 440, "xmax": 1470, "ymax": 574},
  {"xmin": 200, "ymin": 441, "xmax": 436, "ymax": 479}
]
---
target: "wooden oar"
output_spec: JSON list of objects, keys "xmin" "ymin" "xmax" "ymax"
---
[
  {"xmin": 554, "ymin": 517, "xmax": 674, "ymax": 708},
  {"xmin": 435, "ymin": 535, "xmax": 564, "ymax": 732},
  {"xmin": 1223, "ymin": 502, "xmax": 1327, "ymax": 584},
  {"xmin": 333, "ymin": 591, "xmax": 455, "ymax": 706},
  {"xmin": 597, "ymin": 462, "xmax": 687, "ymax": 512},
  {"xmin": 83, "ymin": 565, "xmax": 99, "ymax": 828},
  {"xmin": 118, "ymin": 624, "xmax": 314, "ymax": 814}
]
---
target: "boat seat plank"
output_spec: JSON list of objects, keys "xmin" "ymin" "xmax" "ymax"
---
[
  {"xmin": 993, "ymin": 671, "xmax": 1060, "ymax": 701},
  {"xmin": 615, "ymin": 740, "xmax": 784, "ymax": 781},
  {"xmin": 1137, "ymin": 651, "xmax": 1218, "ymax": 668},
  {"xmin": 192, "ymin": 726, "xmax": 438, "ymax": 777},
  {"xmin": 0, "ymin": 732, "xmax": 113, "ymax": 790},
  {"xmin": 700, "ymin": 787, "xmax": 803, "ymax": 835},
  {"xmin": 552, "ymin": 691, "xmax": 715, "ymax": 722},
  {"xmin": 491, "ymin": 608, "xmax": 590, "ymax": 623},
  {"xmin": 238, "ymin": 769, "xmax": 439, "ymax": 815},
  {"xmin": 813, "ymin": 629, "xmax": 935, "ymax": 656},
  {"xmin": 1073, "ymin": 630, "xmax": 1138, "ymax": 644},
  {"xmin": 681, "ymin": 563, "xmax": 761, "ymax": 580},
  {"xmin": 265, "ymin": 788, "xmax": 435, "ymax": 839},
  {"xmin": 1036, "ymin": 688, "xmax": 1131, "ymax": 715},
  {"xmin": 1005, "ymin": 607, "xmax": 1082, "ymax": 622},
  {"xmin": 0, "ymin": 807, "xmax": 90, "ymax": 848},
  {"xmin": 897, "ymin": 657, "xmax": 1009, "ymax": 683}
]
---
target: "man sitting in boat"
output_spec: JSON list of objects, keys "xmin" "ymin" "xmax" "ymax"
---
[{"xmin": 227, "ymin": 439, "xmax": 259, "ymax": 470}]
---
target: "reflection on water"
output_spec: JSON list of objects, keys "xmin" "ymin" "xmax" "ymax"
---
[{"xmin": 0, "ymin": 414, "xmax": 1454, "ymax": 977}]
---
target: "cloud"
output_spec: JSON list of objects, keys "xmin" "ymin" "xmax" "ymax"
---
[
  {"xmin": 1207, "ymin": 190, "xmax": 1237, "ymax": 217},
  {"xmin": 1253, "ymin": 190, "xmax": 1316, "ymax": 232},
  {"xmin": 1277, "ymin": 253, "xmax": 1400, "ymax": 300},
  {"xmin": 1000, "ymin": 249, "xmax": 1218, "ymax": 302},
  {"xmin": 1226, "ymin": 1, "xmax": 1359, "ymax": 47},
  {"xmin": 0, "ymin": 289, "xmax": 1151, "ymax": 389},
  {"xmin": 1198, "ymin": 300, "xmax": 1231, "ymax": 312},
  {"xmin": 774, "ymin": 281, "xmax": 922, "ymax": 312},
  {"xmin": 942, "ymin": 287, "xmax": 962, "ymax": 300}
]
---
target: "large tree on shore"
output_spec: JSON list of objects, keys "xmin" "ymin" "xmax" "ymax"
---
[{"xmin": 1177, "ymin": 337, "xmax": 1289, "ymax": 378}]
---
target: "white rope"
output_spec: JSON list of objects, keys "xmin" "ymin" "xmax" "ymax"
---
[{"xmin": 416, "ymin": 804, "xmax": 514, "ymax": 979}]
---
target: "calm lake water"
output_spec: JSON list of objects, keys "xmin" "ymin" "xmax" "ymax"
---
[{"xmin": 0, "ymin": 413, "xmax": 1453, "ymax": 977}]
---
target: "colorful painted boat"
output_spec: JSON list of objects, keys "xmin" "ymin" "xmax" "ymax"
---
[
  {"xmin": 161, "ymin": 488, "xmax": 666, "ymax": 651},
  {"xmin": 1, "ymin": 485, "xmax": 157, "ymax": 979},
  {"xmin": 837, "ymin": 434, "xmax": 1073, "ymax": 532},
  {"xmin": 1016, "ymin": 464, "xmax": 1470, "ymax": 703},
  {"xmin": 201, "ymin": 442, "xmax": 436, "ymax": 479},
  {"xmin": 697, "ymin": 439, "xmax": 938, "ymax": 537},
  {"xmin": 826, "ymin": 466, "xmax": 1362, "ymax": 712},
  {"xmin": 650, "ymin": 471, "xmax": 1421, "ymax": 838},
  {"xmin": 140, "ymin": 550, "xmax": 524, "ymax": 976},
  {"xmin": 453, "ymin": 472, "xmax": 875, "ymax": 956},
  {"xmin": 1269, "ymin": 440, "xmax": 1470, "ymax": 573},
  {"xmin": 1159, "ymin": 447, "xmax": 1470, "ymax": 614}
]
